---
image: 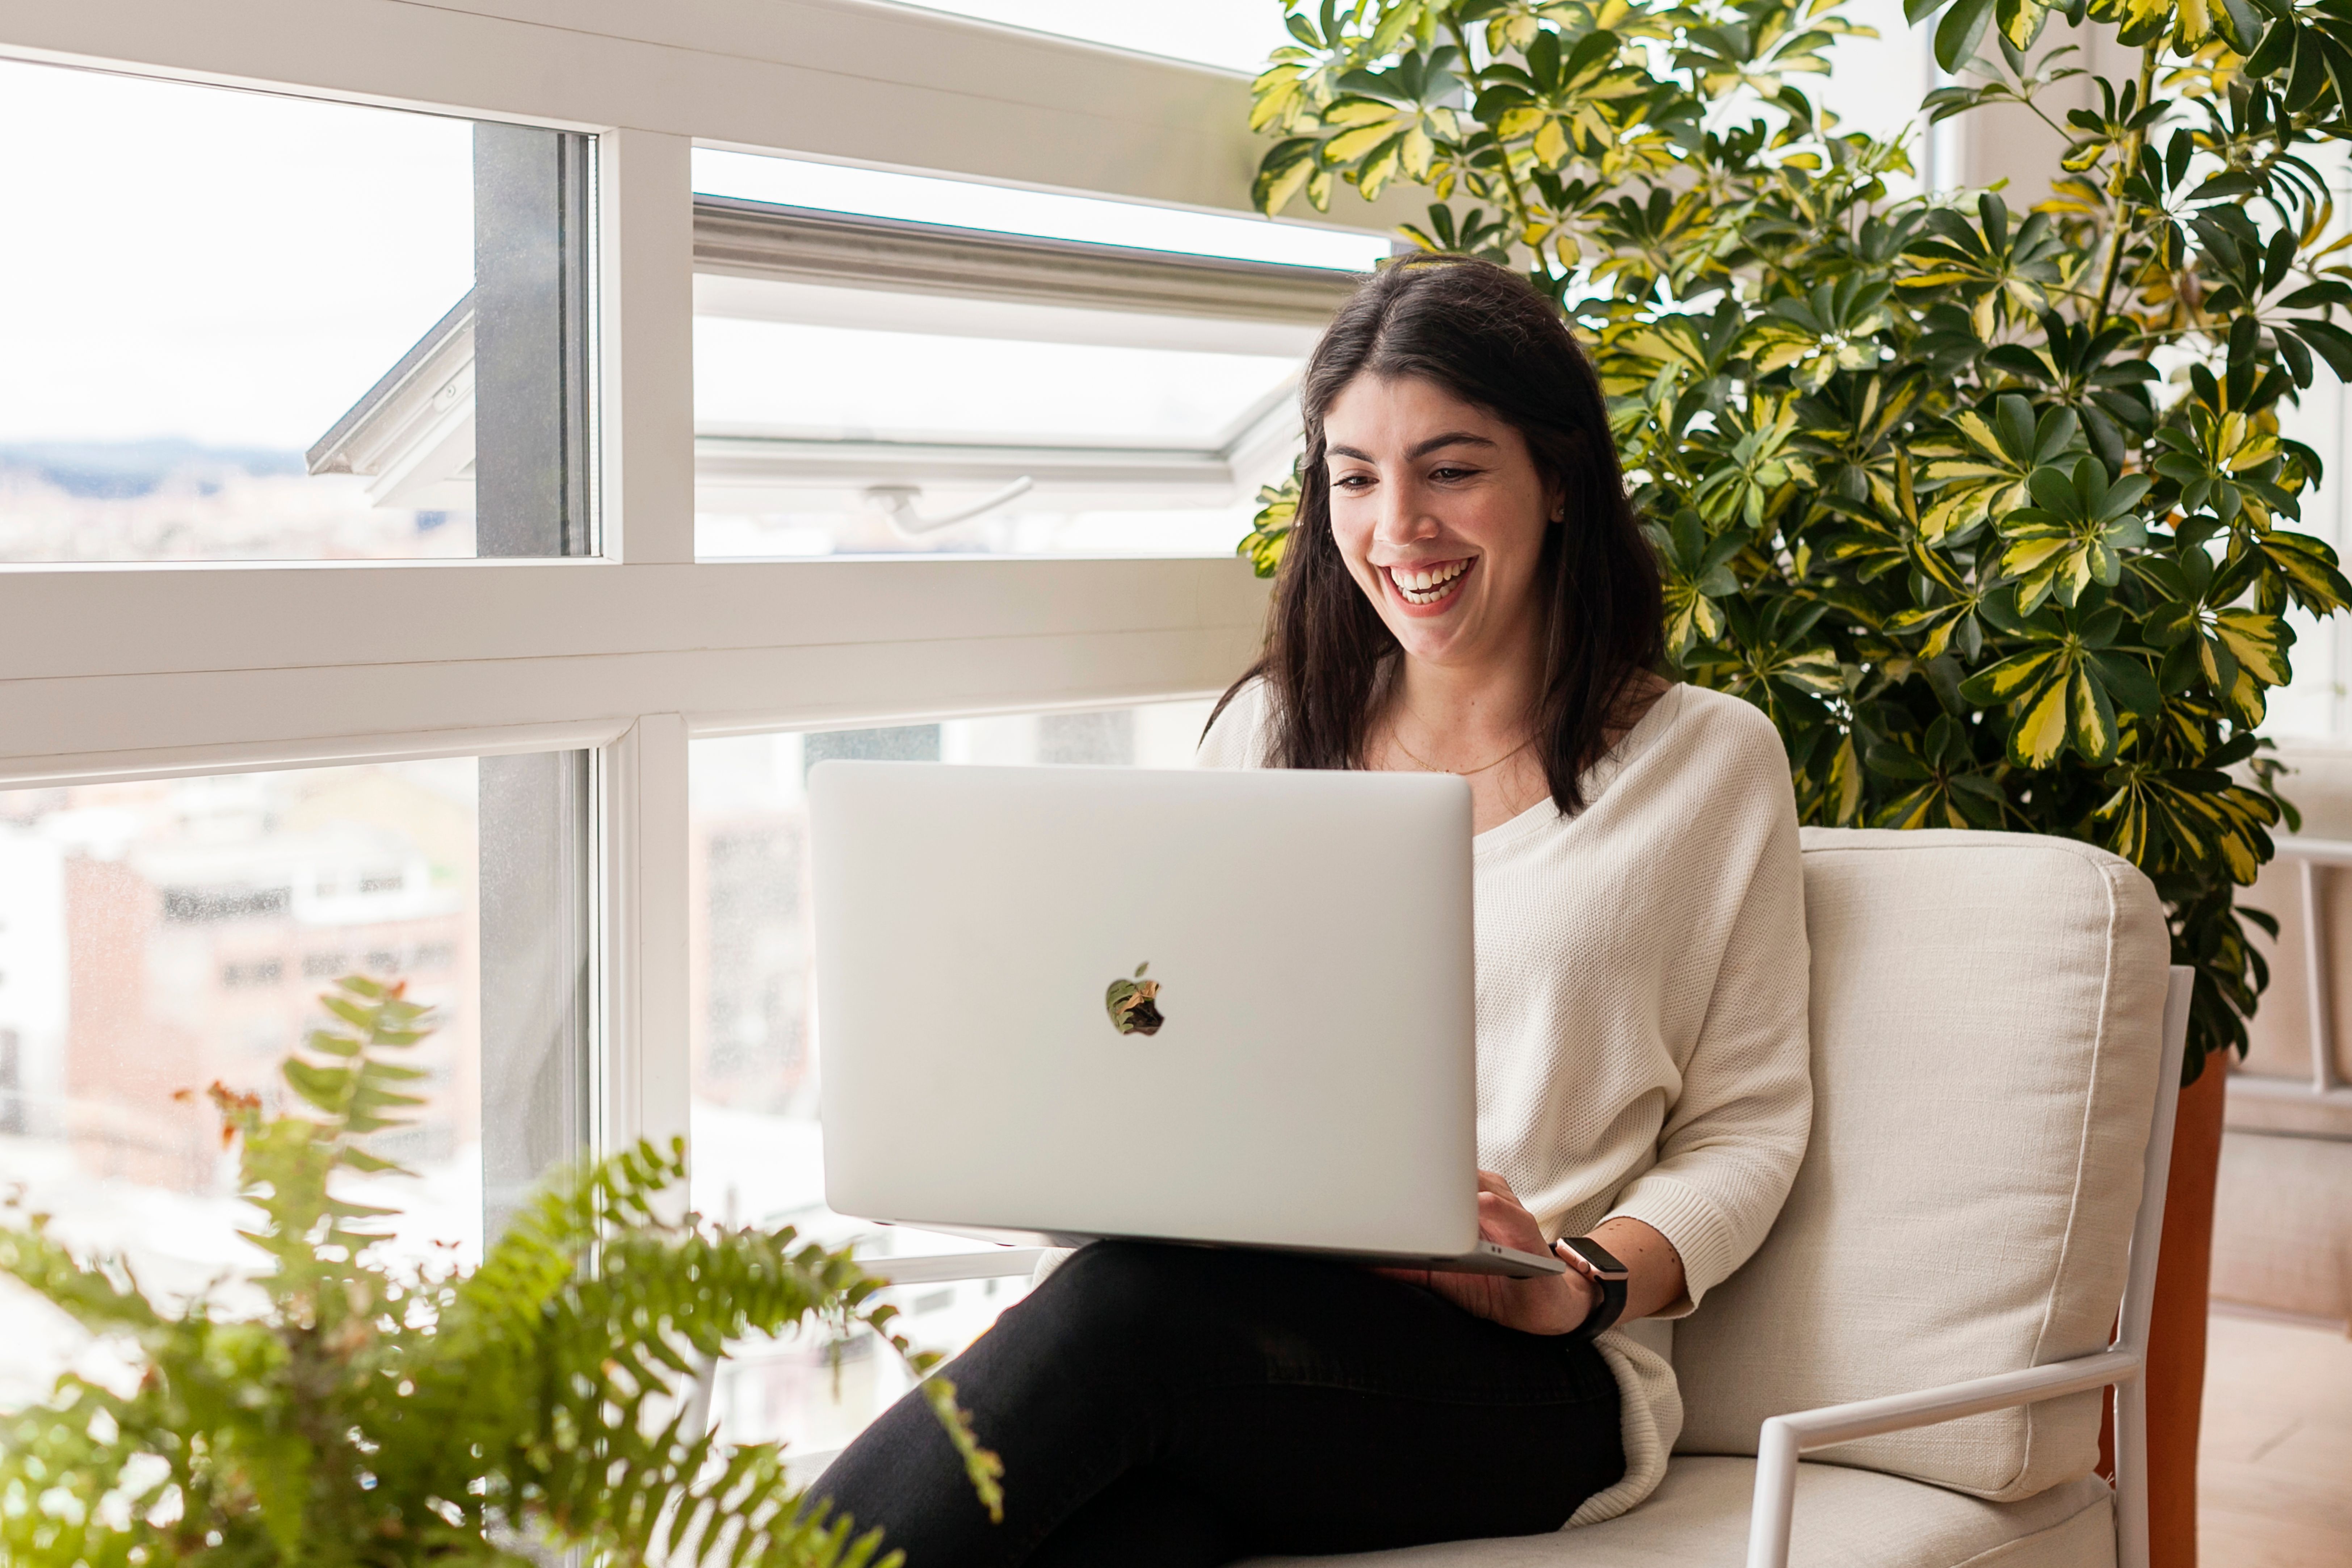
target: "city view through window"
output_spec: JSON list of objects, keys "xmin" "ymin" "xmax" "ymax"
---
[
  {"xmin": 0, "ymin": 755, "xmax": 591, "ymax": 1409},
  {"xmin": 0, "ymin": 61, "xmax": 593, "ymax": 562},
  {"xmin": 0, "ymin": 62, "xmax": 470, "ymax": 561},
  {"xmin": 688, "ymin": 700, "xmax": 1214, "ymax": 1468}
]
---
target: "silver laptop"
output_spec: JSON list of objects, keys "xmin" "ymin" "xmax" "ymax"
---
[{"xmin": 810, "ymin": 760, "xmax": 1562, "ymax": 1278}]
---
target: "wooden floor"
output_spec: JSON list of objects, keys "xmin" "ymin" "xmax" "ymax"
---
[{"xmin": 2200, "ymin": 1308, "xmax": 2352, "ymax": 1568}]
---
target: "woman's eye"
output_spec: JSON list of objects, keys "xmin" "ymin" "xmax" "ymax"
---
[
  {"xmin": 1430, "ymin": 466, "xmax": 1479, "ymax": 482},
  {"xmin": 1332, "ymin": 473, "xmax": 1374, "ymax": 490}
]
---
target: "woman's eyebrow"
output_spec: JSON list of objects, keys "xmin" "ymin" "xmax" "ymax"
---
[
  {"xmin": 1326, "ymin": 433, "xmax": 1499, "ymax": 463},
  {"xmin": 1412, "ymin": 432, "xmax": 1498, "ymax": 458}
]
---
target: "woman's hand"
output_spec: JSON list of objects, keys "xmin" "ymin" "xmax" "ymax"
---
[{"xmin": 1378, "ymin": 1170, "xmax": 1597, "ymax": 1336}]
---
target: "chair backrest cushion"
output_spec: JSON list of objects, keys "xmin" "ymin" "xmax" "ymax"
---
[{"xmin": 1672, "ymin": 828, "xmax": 2168, "ymax": 1501}]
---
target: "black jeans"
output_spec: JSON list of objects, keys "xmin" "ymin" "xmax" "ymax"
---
[{"xmin": 811, "ymin": 1241, "xmax": 1626, "ymax": 1567}]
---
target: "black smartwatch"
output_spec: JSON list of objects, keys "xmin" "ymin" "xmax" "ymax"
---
[{"xmin": 1553, "ymin": 1235, "xmax": 1631, "ymax": 1341}]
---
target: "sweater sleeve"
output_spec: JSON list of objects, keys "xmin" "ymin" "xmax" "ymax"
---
[
  {"xmin": 1195, "ymin": 678, "xmax": 1268, "ymax": 769},
  {"xmin": 1603, "ymin": 715, "xmax": 1813, "ymax": 1315}
]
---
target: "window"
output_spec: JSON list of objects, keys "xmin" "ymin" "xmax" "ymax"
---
[
  {"xmin": 691, "ymin": 151, "xmax": 1379, "ymax": 559},
  {"xmin": 0, "ymin": 752, "xmax": 592, "ymax": 1409},
  {"xmin": 689, "ymin": 700, "xmax": 1215, "ymax": 1465},
  {"xmin": 0, "ymin": 0, "xmax": 1320, "ymax": 1467},
  {"xmin": 0, "ymin": 60, "xmax": 595, "ymax": 562}
]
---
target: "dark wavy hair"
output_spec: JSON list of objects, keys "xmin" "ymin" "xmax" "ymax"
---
[{"xmin": 1214, "ymin": 255, "xmax": 1664, "ymax": 815}]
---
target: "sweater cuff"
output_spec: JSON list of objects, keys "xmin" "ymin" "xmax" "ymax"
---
[{"xmin": 1604, "ymin": 1172, "xmax": 1742, "ymax": 1319}]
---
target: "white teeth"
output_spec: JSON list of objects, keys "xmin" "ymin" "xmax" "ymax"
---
[{"xmin": 1389, "ymin": 560, "xmax": 1469, "ymax": 603}]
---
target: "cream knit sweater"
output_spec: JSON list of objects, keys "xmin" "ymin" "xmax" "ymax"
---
[{"xmin": 1196, "ymin": 677, "xmax": 1813, "ymax": 1525}]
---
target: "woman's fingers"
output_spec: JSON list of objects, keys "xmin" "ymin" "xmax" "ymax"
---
[
  {"xmin": 1468, "ymin": 1173, "xmax": 1571, "ymax": 1281},
  {"xmin": 1475, "ymin": 1191, "xmax": 1548, "ymax": 1252},
  {"xmin": 1475, "ymin": 1169, "xmax": 1522, "ymax": 1203}
]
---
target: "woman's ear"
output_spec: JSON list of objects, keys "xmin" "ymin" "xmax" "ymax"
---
[{"xmin": 1538, "ymin": 454, "xmax": 1569, "ymax": 526}]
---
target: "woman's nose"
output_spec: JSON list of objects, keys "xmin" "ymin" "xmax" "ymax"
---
[{"xmin": 1375, "ymin": 481, "xmax": 1439, "ymax": 545}]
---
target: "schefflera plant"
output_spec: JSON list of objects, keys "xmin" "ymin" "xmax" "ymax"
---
[
  {"xmin": 0, "ymin": 976, "xmax": 999, "ymax": 1568},
  {"xmin": 1239, "ymin": 0, "xmax": 2352, "ymax": 1080}
]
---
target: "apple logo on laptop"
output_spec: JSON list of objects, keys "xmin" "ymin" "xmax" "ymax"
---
[{"xmin": 1105, "ymin": 962, "xmax": 1164, "ymax": 1037}]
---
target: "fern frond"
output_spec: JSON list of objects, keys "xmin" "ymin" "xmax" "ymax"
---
[{"xmin": 0, "ymin": 980, "xmax": 994, "ymax": 1568}]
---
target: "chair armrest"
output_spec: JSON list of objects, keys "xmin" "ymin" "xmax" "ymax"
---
[{"xmin": 1744, "ymin": 1349, "xmax": 2141, "ymax": 1568}]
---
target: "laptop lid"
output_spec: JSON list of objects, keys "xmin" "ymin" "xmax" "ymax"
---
[{"xmin": 810, "ymin": 760, "xmax": 1478, "ymax": 1259}]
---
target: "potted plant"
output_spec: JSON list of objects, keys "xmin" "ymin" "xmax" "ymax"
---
[
  {"xmin": 1239, "ymin": 1, "xmax": 2352, "ymax": 1558},
  {"xmin": 0, "ymin": 976, "xmax": 999, "ymax": 1568}
]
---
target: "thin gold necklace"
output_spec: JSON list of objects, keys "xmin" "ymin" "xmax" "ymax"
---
[{"xmin": 1389, "ymin": 726, "xmax": 1535, "ymax": 776}]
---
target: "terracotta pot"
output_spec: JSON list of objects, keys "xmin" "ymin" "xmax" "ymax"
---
[{"xmin": 2097, "ymin": 1056, "xmax": 2228, "ymax": 1568}]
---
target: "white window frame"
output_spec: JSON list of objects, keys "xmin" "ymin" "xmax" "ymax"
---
[{"xmin": 0, "ymin": 0, "xmax": 1396, "ymax": 1187}]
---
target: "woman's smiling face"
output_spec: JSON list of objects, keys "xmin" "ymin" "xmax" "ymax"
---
[{"xmin": 1322, "ymin": 372, "xmax": 1558, "ymax": 669}]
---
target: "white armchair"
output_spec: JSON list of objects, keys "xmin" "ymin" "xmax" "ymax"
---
[{"xmin": 1251, "ymin": 827, "xmax": 2191, "ymax": 1568}]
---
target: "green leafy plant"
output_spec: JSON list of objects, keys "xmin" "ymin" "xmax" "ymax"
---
[
  {"xmin": 0, "ymin": 976, "xmax": 999, "ymax": 1568},
  {"xmin": 1241, "ymin": 0, "xmax": 2352, "ymax": 1079}
]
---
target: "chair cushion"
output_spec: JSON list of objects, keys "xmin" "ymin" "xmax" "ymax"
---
[
  {"xmin": 1673, "ymin": 828, "xmax": 2168, "ymax": 1500},
  {"xmin": 1238, "ymin": 1457, "xmax": 2115, "ymax": 1567}
]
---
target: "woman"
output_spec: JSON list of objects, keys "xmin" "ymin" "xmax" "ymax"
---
[{"xmin": 814, "ymin": 256, "xmax": 1813, "ymax": 1563}]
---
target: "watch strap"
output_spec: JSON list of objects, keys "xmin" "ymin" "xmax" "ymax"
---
[{"xmin": 1554, "ymin": 1235, "xmax": 1630, "ymax": 1341}]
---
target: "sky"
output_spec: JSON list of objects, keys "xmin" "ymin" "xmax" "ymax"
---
[{"xmin": 0, "ymin": 61, "xmax": 474, "ymax": 450}]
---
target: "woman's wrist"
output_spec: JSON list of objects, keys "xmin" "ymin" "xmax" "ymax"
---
[
  {"xmin": 1538, "ymin": 1244, "xmax": 1601, "ymax": 1336},
  {"xmin": 1551, "ymin": 1235, "xmax": 1631, "ymax": 1339},
  {"xmin": 1586, "ymin": 1217, "xmax": 1688, "ymax": 1324}
]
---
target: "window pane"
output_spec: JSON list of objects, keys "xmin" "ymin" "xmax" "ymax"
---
[
  {"xmin": 689, "ymin": 702, "xmax": 1214, "ymax": 1462},
  {"xmin": 693, "ymin": 331, "xmax": 1302, "ymax": 557},
  {"xmin": 693, "ymin": 307, "xmax": 1299, "ymax": 558},
  {"xmin": 0, "ymin": 63, "xmax": 593, "ymax": 562},
  {"xmin": 0, "ymin": 752, "xmax": 591, "ymax": 1411},
  {"xmin": 691, "ymin": 151, "xmax": 1390, "ymax": 271},
  {"xmin": 699, "ymin": 321, "xmax": 1296, "ymax": 446},
  {"xmin": 689, "ymin": 148, "xmax": 1375, "ymax": 561}
]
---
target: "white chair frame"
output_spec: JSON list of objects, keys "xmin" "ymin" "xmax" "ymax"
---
[{"xmin": 1742, "ymin": 965, "xmax": 2195, "ymax": 1568}]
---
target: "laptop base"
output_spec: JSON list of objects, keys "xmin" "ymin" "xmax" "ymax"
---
[{"xmin": 890, "ymin": 1223, "xmax": 1567, "ymax": 1279}]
